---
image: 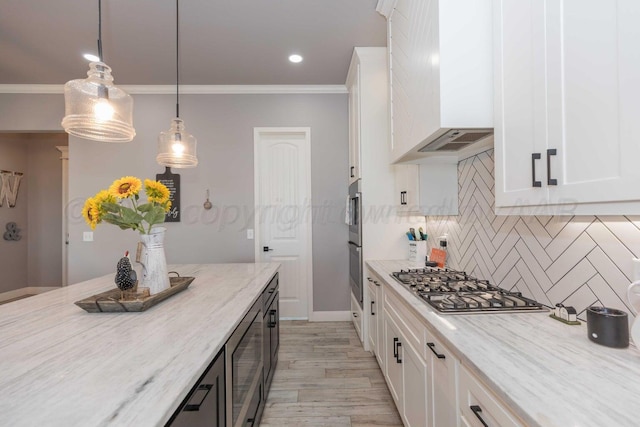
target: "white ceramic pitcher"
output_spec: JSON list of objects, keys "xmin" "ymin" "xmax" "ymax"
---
[{"xmin": 627, "ymin": 280, "xmax": 640, "ymax": 347}]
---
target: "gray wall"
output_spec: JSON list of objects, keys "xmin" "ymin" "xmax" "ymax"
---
[
  {"xmin": 27, "ymin": 135, "xmax": 65, "ymax": 287},
  {"xmin": 0, "ymin": 92, "xmax": 349, "ymax": 311},
  {"xmin": 0, "ymin": 138, "xmax": 28, "ymax": 292},
  {"xmin": 0, "ymin": 133, "xmax": 65, "ymax": 292}
]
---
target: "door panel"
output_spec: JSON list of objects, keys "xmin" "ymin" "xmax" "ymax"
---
[{"xmin": 255, "ymin": 129, "xmax": 312, "ymax": 319}]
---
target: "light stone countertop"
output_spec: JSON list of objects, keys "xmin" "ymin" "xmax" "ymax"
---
[
  {"xmin": 0, "ymin": 263, "xmax": 279, "ymax": 427},
  {"xmin": 367, "ymin": 260, "xmax": 640, "ymax": 427}
]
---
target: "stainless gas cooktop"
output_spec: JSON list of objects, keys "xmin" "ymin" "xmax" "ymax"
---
[{"xmin": 391, "ymin": 268, "xmax": 547, "ymax": 314}]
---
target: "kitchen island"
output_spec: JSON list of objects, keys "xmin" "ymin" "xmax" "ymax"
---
[
  {"xmin": 0, "ymin": 263, "xmax": 279, "ymax": 426},
  {"xmin": 367, "ymin": 260, "xmax": 640, "ymax": 427}
]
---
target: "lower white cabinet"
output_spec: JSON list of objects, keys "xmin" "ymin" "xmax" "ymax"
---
[
  {"xmin": 366, "ymin": 278, "xmax": 382, "ymax": 366},
  {"xmin": 402, "ymin": 337, "xmax": 429, "ymax": 427},
  {"xmin": 425, "ymin": 331, "xmax": 458, "ymax": 427},
  {"xmin": 351, "ymin": 292, "xmax": 363, "ymax": 342},
  {"xmin": 459, "ymin": 365, "xmax": 523, "ymax": 427},
  {"xmin": 384, "ymin": 310, "xmax": 404, "ymax": 407}
]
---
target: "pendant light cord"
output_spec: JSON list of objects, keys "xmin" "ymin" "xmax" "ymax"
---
[
  {"xmin": 176, "ymin": 0, "xmax": 180, "ymax": 118},
  {"xmin": 97, "ymin": 0, "xmax": 103, "ymax": 62}
]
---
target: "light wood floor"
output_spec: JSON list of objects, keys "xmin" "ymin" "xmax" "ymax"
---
[{"xmin": 260, "ymin": 321, "xmax": 402, "ymax": 427}]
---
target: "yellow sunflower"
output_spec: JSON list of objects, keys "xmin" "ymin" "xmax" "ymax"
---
[
  {"xmin": 81, "ymin": 197, "xmax": 100, "ymax": 230},
  {"xmin": 144, "ymin": 179, "xmax": 170, "ymax": 204},
  {"xmin": 109, "ymin": 176, "xmax": 142, "ymax": 199},
  {"xmin": 163, "ymin": 200, "xmax": 172, "ymax": 213},
  {"xmin": 93, "ymin": 189, "xmax": 116, "ymax": 213}
]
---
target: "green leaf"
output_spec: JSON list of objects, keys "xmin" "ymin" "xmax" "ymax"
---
[
  {"xmin": 122, "ymin": 208, "xmax": 143, "ymax": 224},
  {"xmin": 102, "ymin": 202, "xmax": 121, "ymax": 213},
  {"xmin": 137, "ymin": 203, "xmax": 153, "ymax": 213},
  {"xmin": 144, "ymin": 205, "xmax": 166, "ymax": 227}
]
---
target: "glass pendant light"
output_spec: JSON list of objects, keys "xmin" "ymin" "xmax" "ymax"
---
[
  {"xmin": 62, "ymin": 0, "xmax": 135, "ymax": 143},
  {"xmin": 157, "ymin": 0, "xmax": 198, "ymax": 168}
]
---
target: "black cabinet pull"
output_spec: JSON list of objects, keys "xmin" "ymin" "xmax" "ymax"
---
[
  {"xmin": 427, "ymin": 342, "xmax": 446, "ymax": 359},
  {"xmin": 396, "ymin": 342, "xmax": 402, "ymax": 363},
  {"xmin": 531, "ymin": 153, "xmax": 542, "ymax": 187},
  {"xmin": 547, "ymin": 149, "xmax": 557, "ymax": 185},
  {"xmin": 470, "ymin": 405, "xmax": 489, "ymax": 427},
  {"xmin": 400, "ymin": 191, "xmax": 407, "ymax": 205},
  {"xmin": 183, "ymin": 384, "xmax": 213, "ymax": 411},
  {"xmin": 374, "ymin": 280, "xmax": 380, "ymax": 287},
  {"xmin": 268, "ymin": 309, "xmax": 277, "ymax": 328},
  {"xmin": 268, "ymin": 288, "xmax": 275, "ymax": 294},
  {"xmin": 350, "ymin": 166, "xmax": 355, "ymax": 178},
  {"xmin": 353, "ymin": 312, "xmax": 358, "ymax": 318},
  {"xmin": 393, "ymin": 337, "xmax": 399, "ymax": 358},
  {"xmin": 367, "ymin": 277, "xmax": 373, "ymax": 282},
  {"xmin": 371, "ymin": 301, "xmax": 375, "ymax": 315}
]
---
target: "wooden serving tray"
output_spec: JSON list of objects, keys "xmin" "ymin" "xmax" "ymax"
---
[{"xmin": 75, "ymin": 276, "xmax": 195, "ymax": 313}]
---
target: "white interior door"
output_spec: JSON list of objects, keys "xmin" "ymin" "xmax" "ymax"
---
[{"xmin": 254, "ymin": 128, "xmax": 312, "ymax": 319}]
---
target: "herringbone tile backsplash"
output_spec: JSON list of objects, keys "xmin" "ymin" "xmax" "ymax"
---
[{"xmin": 425, "ymin": 149, "xmax": 640, "ymax": 320}]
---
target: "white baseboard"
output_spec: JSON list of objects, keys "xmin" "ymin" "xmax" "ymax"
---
[
  {"xmin": 309, "ymin": 310, "xmax": 351, "ymax": 322},
  {"xmin": 0, "ymin": 286, "xmax": 60, "ymax": 303}
]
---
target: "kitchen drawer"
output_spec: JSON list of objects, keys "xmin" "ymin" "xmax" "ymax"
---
[
  {"xmin": 384, "ymin": 287, "xmax": 425, "ymax": 357},
  {"xmin": 459, "ymin": 364, "xmax": 523, "ymax": 427},
  {"xmin": 425, "ymin": 329, "xmax": 459, "ymax": 427}
]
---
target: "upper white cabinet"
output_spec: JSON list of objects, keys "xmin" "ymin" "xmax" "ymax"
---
[
  {"xmin": 395, "ymin": 161, "xmax": 459, "ymax": 216},
  {"xmin": 384, "ymin": 0, "xmax": 493, "ymax": 163},
  {"xmin": 347, "ymin": 61, "xmax": 361, "ymax": 184},
  {"xmin": 494, "ymin": 0, "xmax": 640, "ymax": 215}
]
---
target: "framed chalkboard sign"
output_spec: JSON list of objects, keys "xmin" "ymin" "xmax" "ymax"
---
[{"xmin": 156, "ymin": 167, "xmax": 180, "ymax": 222}]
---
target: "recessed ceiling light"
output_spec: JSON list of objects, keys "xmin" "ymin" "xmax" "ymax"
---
[
  {"xmin": 83, "ymin": 53, "xmax": 100, "ymax": 62},
  {"xmin": 288, "ymin": 54, "xmax": 303, "ymax": 64}
]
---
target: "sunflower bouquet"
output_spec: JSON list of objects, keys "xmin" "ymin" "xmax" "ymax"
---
[{"xmin": 82, "ymin": 176, "xmax": 171, "ymax": 235}]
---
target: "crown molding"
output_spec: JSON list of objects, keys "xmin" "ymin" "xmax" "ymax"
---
[
  {"xmin": 376, "ymin": 0, "xmax": 397, "ymax": 18},
  {"xmin": 0, "ymin": 84, "xmax": 348, "ymax": 95}
]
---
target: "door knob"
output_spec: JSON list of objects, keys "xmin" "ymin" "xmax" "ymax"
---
[{"xmin": 263, "ymin": 246, "xmax": 274, "ymax": 252}]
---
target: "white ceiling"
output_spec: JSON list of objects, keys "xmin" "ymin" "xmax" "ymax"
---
[{"xmin": 0, "ymin": 0, "xmax": 387, "ymax": 86}]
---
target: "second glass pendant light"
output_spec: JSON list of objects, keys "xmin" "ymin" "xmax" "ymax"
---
[{"xmin": 157, "ymin": 0, "xmax": 198, "ymax": 168}]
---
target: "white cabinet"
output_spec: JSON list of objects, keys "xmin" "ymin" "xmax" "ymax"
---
[
  {"xmin": 494, "ymin": 0, "xmax": 640, "ymax": 215},
  {"xmin": 395, "ymin": 161, "xmax": 459, "ymax": 216},
  {"xmin": 347, "ymin": 61, "xmax": 361, "ymax": 184},
  {"xmin": 351, "ymin": 291, "xmax": 363, "ymax": 342},
  {"xmin": 383, "ymin": 287, "xmax": 431, "ymax": 427},
  {"xmin": 459, "ymin": 364, "xmax": 523, "ymax": 427},
  {"xmin": 425, "ymin": 331, "xmax": 458, "ymax": 427},
  {"xmin": 366, "ymin": 276, "xmax": 382, "ymax": 367},
  {"xmin": 384, "ymin": 309, "xmax": 404, "ymax": 407},
  {"xmin": 394, "ymin": 165, "xmax": 420, "ymax": 214},
  {"xmin": 402, "ymin": 338, "xmax": 429, "ymax": 427},
  {"xmin": 385, "ymin": 0, "xmax": 493, "ymax": 163}
]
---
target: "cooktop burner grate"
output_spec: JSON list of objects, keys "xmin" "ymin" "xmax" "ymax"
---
[{"xmin": 391, "ymin": 268, "xmax": 547, "ymax": 314}]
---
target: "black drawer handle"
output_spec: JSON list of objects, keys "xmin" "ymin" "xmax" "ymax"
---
[
  {"xmin": 371, "ymin": 301, "xmax": 375, "ymax": 315},
  {"xmin": 427, "ymin": 342, "xmax": 446, "ymax": 359},
  {"xmin": 367, "ymin": 277, "xmax": 373, "ymax": 282},
  {"xmin": 183, "ymin": 384, "xmax": 213, "ymax": 411},
  {"xmin": 547, "ymin": 149, "xmax": 557, "ymax": 185},
  {"xmin": 393, "ymin": 337, "xmax": 399, "ymax": 358},
  {"xmin": 400, "ymin": 191, "xmax": 407, "ymax": 205},
  {"xmin": 396, "ymin": 342, "xmax": 402, "ymax": 363},
  {"xmin": 470, "ymin": 405, "xmax": 489, "ymax": 427},
  {"xmin": 353, "ymin": 312, "xmax": 358, "ymax": 318},
  {"xmin": 531, "ymin": 153, "xmax": 542, "ymax": 187},
  {"xmin": 268, "ymin": 309, "xmax": 277, "ymax": 328},
  {"xmin": 350, "ymin": 166, "xmax": 355, "ymax": 178},
  {"xmin": 374, "ymin": 280, "xmax": 380, "ymax": 287}
]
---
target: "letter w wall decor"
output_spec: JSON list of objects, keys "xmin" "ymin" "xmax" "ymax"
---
[{"xmin": 0, "ymin": 170, "xmax": 24, "ymax": 208}]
